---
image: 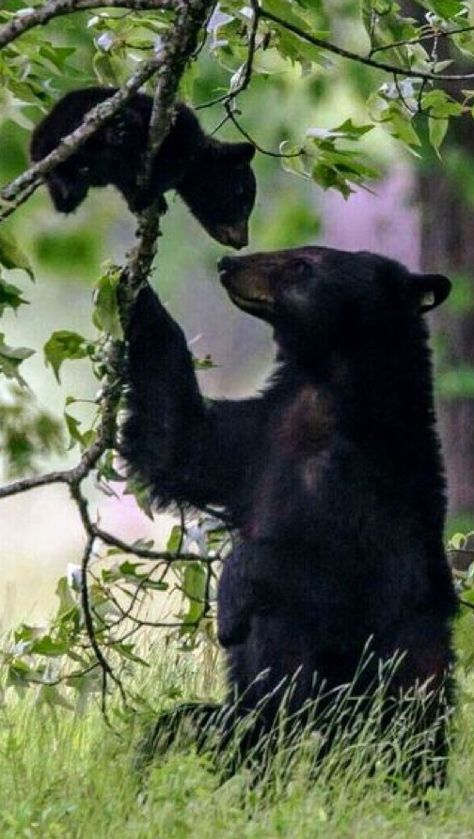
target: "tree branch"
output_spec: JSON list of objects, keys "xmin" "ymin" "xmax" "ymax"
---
[
  {"xmin": 78, "ymin": 530, "xmax": 128, "ymax": 714},
  {"xmin": 0, "ymin": 53, "xmax": 167, "ymax": 222},
  {"xmin": 0, "ymin": 0, "xmax": 216, "ymax": 712},
  {"xmin": 224, "ymin": 107, "xmax": 304, "ymax": 159},
  {"xmin": 94, "ymin": 525, "xmax": 208, "ymax": 563},
  {"xmin": 0, "ymin": 469, "xmax": 69, "ymax": 499},
  {"xmin": 260, "ymin": 6, "xmax": 474, "ymax": 83},
  {"xmin": 120, "ymin": 0, "xmax": 215, "ymax": 305},
  {"xmin": 0, "ymin": 431, "xmax": 115, "ymax": 503},
  {"xmin": 143, "ymin": 0, "xmax": 213, "ymax": 179},
  {"xmin": 369, "ymin": 25, "xmax": 474, "ymax": 58},
  {"xmin": 0, "ymin": 0, "xmax": 174, "ymax": 51}
]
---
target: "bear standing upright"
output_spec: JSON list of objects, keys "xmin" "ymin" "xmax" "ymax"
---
[{"xmin": 122, "ymin": 246, "xmax": 457, "ymax": 786}]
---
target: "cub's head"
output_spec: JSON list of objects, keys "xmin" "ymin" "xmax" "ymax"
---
[
  {"xmin": 218, "ymin": 246, "xmax": 451, "ymax": 360},
  {"xmin": 180, "ymin": 141, "xmax": 256, "ymax": 249}
]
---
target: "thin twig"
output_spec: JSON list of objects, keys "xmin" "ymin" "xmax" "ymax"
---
[
  {"xmin": 23, "ymin": 661, "xmax": 101, "ymax": 689},
  {"xmin": 369, "ymin": 24, "xmax": 474, "ymax": 58},
  {"xmin": 0, "ymin": 1, "xmax": 217, "ymax": 714},
  {"xmin": 192, "ymin": 0, "xmax": 218, "ymax": 59},
  {"xmin": 0, "ymin": 470, "xmax": 69, "ymax": 499},
  {"xmin": 142, "ymin": 0, "xmax": 208, "ymax": 186},
  {"xmin": 224, "ymin": 107, "xmax": 304, "ymax": 159},
  {"xmin": 94, "ymin": 524, "xmax": 206, "ymax": 562},
  {"xmin": 259, "ymin": 7, "xmax": 474, "ymax": 82},
  {"xmin": 78, "ymin": 530, "xmax": 128, "ymax": 716}
]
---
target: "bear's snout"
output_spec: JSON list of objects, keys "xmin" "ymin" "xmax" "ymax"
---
[{"xmin": 217, "ymin": 256, "xmax": 236, "ymax": 274}]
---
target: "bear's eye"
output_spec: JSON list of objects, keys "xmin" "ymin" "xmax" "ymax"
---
[{"xmin": 292, "ymin": 259, "xmax": 311, "ymax": 280}]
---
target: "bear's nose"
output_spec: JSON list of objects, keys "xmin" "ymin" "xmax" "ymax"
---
[{"xmin": 217, "ymin": 256, "xmax": 235, "ymax": 273}]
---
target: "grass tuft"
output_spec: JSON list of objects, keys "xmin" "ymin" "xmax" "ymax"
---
[{"xmin": 1, "ymin": 650, "xmax": 473, "ymax": 838}]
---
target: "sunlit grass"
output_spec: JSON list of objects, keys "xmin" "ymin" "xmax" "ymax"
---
[{"xmin": 0, "ymin": 643, "xmax": 473, "ymax": 838}]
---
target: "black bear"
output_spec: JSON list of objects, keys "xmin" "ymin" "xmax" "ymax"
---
[
  {"xmin": 122, "ymin": 246, "xmax": 457, "ymax": 785},
  {"xmin": 30, "ymin": 87, "xmax": 256, "ymax": 249}
]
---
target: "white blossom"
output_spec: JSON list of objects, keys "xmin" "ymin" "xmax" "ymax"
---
[
  {"xmin": 96, "ymin": 31, "xmax": 115, "ymax": 53},
  {"xmin": 67, "ymin": 563, "xmax": 83, "ymax": 592}
]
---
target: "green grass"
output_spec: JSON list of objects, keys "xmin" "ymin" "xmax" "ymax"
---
[{"xmin": 1, "ymin": 653, "xmax": 474, "ymax": 839}]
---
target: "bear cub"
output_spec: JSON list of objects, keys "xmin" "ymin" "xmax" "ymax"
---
[{"xmin": 30, "ymin": 87, "xmax": 256, "ymax": 248}]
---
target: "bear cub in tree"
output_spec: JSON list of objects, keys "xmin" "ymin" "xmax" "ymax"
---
[
  {"xmin": 30, "ymin": 87, "xmax": 256, "ymax": 248},
  {"xmin": 122, "ymin": 246, "xmax": 457, "ymax": 786}
]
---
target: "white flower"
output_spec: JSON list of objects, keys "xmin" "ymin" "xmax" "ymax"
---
[
  {"xmin": 306, "ymin": 127, "xmax": 334, "ymax": 139},
  {"xmin": 96, "ymin": 31, "xmax": 115, "ymax": 53},
  {"xmin": 230, "ymin": 64, "xmax": 246, "ymax": 92},
  {"xmin": 67, "ymin": 563, "xmax": 83, "ymax": 592},
  {"xmin": 154, "ymin": 35, "xmax": 164, "ymax": 54},
  {"xmin": 240, "ymin": 6, "xmax": 254, "ymax": 20},
  {"xmin": 207, "ymin": 6, "xmax": 233, "ymax": 50},
  {"xmin": 183, "ymin": 523, "xmax": 207, "ymax": 555},
  {"xmin": 12, "ymin": 641, "xmax": 30, "ymax": 655},
  {"xmin": 207, "ymin": 8, "xmax": 233, "ymax": 32}
]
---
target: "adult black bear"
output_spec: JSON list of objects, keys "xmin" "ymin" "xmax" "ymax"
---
[
  {"xmin": 122, "ymin": 246, "xmax": 457, "ymax": 785},
  {"xmin": 30, "ymin": 87, "xmax": 256, "ymax": 249}
]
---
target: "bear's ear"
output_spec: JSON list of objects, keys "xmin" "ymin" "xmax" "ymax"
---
[
  {"xmin": 411, "ymin": 272, "xmax": 452, "ymax": 312},
  {"xmin": 228, "ymin": 142, "xmax": 256, "ymax": 163}
]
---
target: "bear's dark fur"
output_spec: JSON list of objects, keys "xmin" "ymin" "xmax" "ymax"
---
[
  {"xmin": 30, "ymin": 87, "xmax": 256, "ymax": 248},
  {"xmin": 122, "ymin": 246, "xmax": 457, "ymax": 785}
]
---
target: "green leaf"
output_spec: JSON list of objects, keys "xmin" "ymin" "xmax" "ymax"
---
[
  {"xmin": 282, "ymin": 125, "xmax": 379, "ymax": 197},
  {"xmin": 56, "ymin": 577, "xmax": 78, "ymax": 619},
  {"xmin": 92, "ymin": 265, "xmax": 123, "ymax": 339},
  {"xmin": 44, "ymin": 330, "xmax": 90, "ymax": 383},
  {"xmin": 37, "ymin": 685, "xmax": 74, "ymax": 710},
  {"xmin": 119, "ymin": 560, "xmax": 147, "ymax": 578},
  {"xmin": 0, "ymin": 333, "xmax": 34, "ymax": 385},
  {"xmin": 64, "ymin": 410, "xmax": 83, "ymax": 449},
  {"xmin": 167, "ymin": 524, "xmax": 185, "ymax": 553},
  {"xmin": 263, "ymin": 0, "xmax": 311, "ymax": 29},
  {"xmin": 0, "ymin": 277, "xmax": 28, "ymax": 315},
  {"xmin": 193, "ymin": 354, "xmax": 218, "ymax": 370},
  {"xmin": 63, "ymin": 407, "xmax": 97, "ymax": 451},
  {"xmin": 330, "ymin": 119, "xmax": 374, "ymax": 140},
  {"xmin": 428, "ymin": 0, "xmax": 463, "ymax": 20},
  {"xmin": 384, "ymin": 106, "xmax": 421, "ymax": 148},
  {"xmin": 14, "ymin": 623, "xmax": 45, "ymax": 645},
  {"xmin": 429, "ymin": 117, "xmax": 449, "ymax": 155},
  {"xmin": 179, "ymin": 562, "xmax": 207, "ymax": 630},
  {"xmin": 422, "ymin": 89, "xmax": 463, "ymax": 119},
  {"xmin": 30, "ymin": 636, "xmax": 70, "ymax": 656},
  {"xmin": 142, "ymin": 579, "xmax": 168, "ymax": 591},
  {"xmin": 112, "ymin": 643, "xmax": 150, "ymax": 667},
  {"xmin": 0, "ymin": 231, "xmax": 34, "ymax": 280}
]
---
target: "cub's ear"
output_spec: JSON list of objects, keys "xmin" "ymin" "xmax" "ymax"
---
[
  {"xmin": 411, "ymin": 272, "xmax": 452, "ymax": 312},
  {"xmin": 228, "ymin": 142, "xmax": 256, "ymax": 163}
]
